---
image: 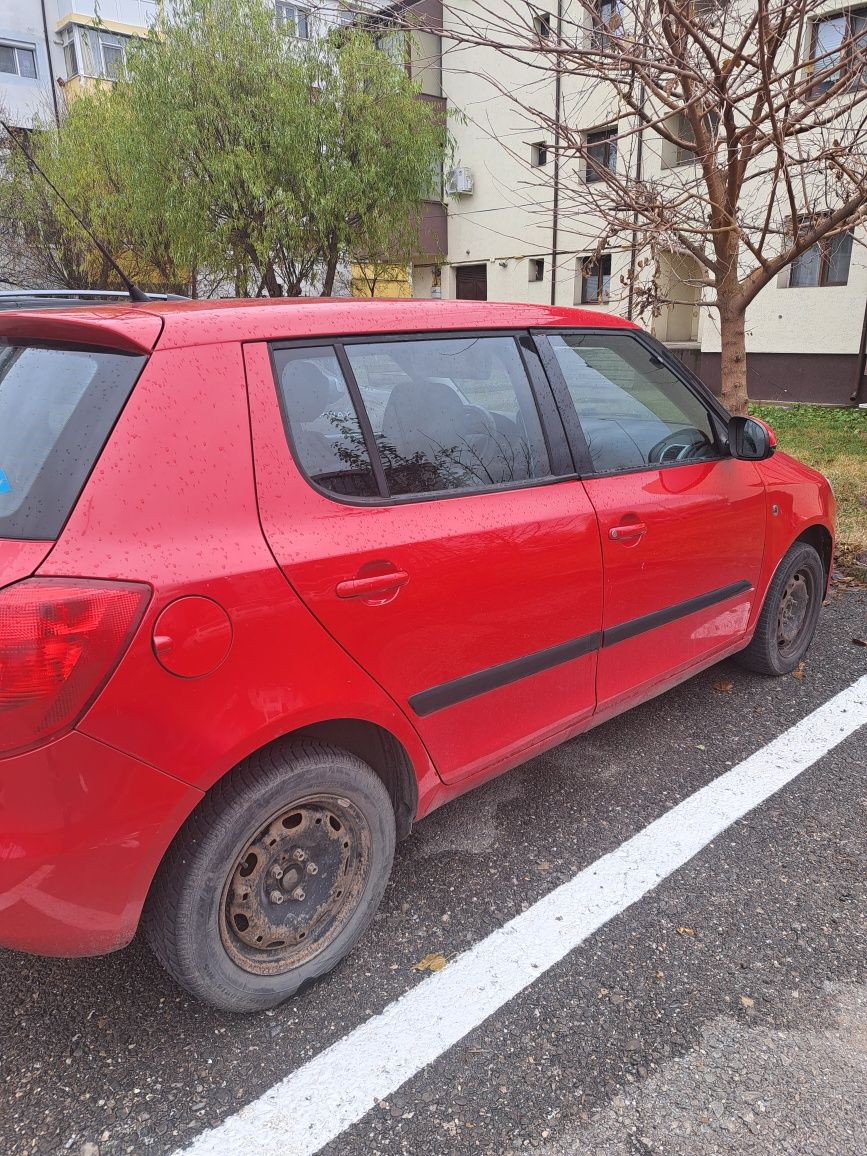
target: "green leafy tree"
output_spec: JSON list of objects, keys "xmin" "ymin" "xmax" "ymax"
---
[{"xmin": 1, "ymin": 0, "xmax": 448, "ymax": 295}]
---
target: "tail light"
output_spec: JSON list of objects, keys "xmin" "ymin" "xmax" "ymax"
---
[{"xmin": 0, "ymin": 578, "xmax": 150, "ymax": 758}]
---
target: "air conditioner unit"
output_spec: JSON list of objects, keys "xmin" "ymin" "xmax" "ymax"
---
[{"xmin": 446, "ymin": 166, "xmax": 474, "ymax": 196}]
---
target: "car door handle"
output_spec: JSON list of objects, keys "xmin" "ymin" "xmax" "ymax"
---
[
  {"xmin": 609, "ymin": 522, "xmax": 647, "ymax": 542},
  {"xmin": 335, "ymin": 571, "xmax": 410, "ymax": 599}
]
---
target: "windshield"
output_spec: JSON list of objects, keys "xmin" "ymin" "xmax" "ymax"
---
[{"xmin": 0, "ymin": 343, "xmax": 146, "ymax": 540}]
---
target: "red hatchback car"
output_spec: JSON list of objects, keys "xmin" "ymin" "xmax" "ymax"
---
[{"xmin": 0, "ymin": 297, "xmax": 834, "ymax": 1010}]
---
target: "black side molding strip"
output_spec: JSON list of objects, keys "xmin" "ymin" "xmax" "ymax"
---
[
  {"xmin": 602, "ymin": 580, "xmax": 753, "ymax": 648},
  {"xmin": 408, "ymin": 580, "xmax": 753, "ymax": 717},
  {"xmin": 409, "ymin": 631, "xmax": 603, "ymax": 718}
]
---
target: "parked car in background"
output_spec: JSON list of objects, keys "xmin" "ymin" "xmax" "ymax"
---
[{"xmin": 0, "ymin": 295, "xmax": 834, "ymax": 1010}]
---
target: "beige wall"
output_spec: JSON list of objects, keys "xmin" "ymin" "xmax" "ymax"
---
[{"xmin": 431, "ymin": 0, "xmax": 867, "ymax": 363}]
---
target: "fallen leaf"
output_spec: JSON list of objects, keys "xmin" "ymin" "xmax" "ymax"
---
[
  {"xmin": 676, "ymin": 926, "xmax": 695, "ymax": 937},
  {"xmin": 792, "ymin": 662, "xmax": 806, "ymax": 680},
  {"xmin": 412, "ymin": 952, "xmax": 446, "ymax": 973},
  {"xmin": 740, "ymin": 995, "xmax": 755, "ymax": 1008},
  {"xmin": 712, "ymin": 679, "xmax": 734, "ymax": 693},
  {"xmin": 696, "ymin": 743, "xmax": 706, "ymax": 751},
  {"xmin": 852, "ymin": 638, "xmax": 867, "ymax": 647}
]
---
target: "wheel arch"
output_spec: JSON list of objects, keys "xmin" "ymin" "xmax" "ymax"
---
[
  {"xmin": 292, "ymin": 718, "xmax": 418, "ymax": 840},
  {"xmin": 794, "ymin": 523, "xmax": 833, "ymax": 591}
]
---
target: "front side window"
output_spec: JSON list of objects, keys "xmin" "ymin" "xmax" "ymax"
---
[
  {"xmin": 579, "ymin": 253, "xmax": 612, "ymax": 304},
  {"xmin": 273, "ymin": 347, "xmax": 378, "ymax": 499},
  {"xmin": 789, "ymin": 228, "xmax": 853, "ymax": 287},
  {"xmin": 0, "ymin": 43, "xmax": 37, "ymax": 79},
  {"xmin": 548, "ymin": 333, "xmax": 718, "ymax": 474},
  {"xmin": 344, "ymin": 336, "xmax": 551, "ymax": 496}
]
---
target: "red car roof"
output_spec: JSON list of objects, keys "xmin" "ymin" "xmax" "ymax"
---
[{"xmin": 0, "ymin": 297, "xmax": 637, "ymax": 355}]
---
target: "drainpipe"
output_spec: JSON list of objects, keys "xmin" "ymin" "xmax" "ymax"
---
[
  {"xmin": 549, "ymin": 0, "xmax": 563, "ymax": 306},
  {"xmin": 626, "ymin": 2, "xmax": 650, "ymax": 321},
  {"xmin": 625, "ymin": 87, "xmax": 645, "ymax": 321},
  {"xmin": 852, "ymin": 295, "xmax": 867, "ymax": 405},
  {"xmin": 39, "ymin": 0, "xmax": 61, "ymax": 126}
]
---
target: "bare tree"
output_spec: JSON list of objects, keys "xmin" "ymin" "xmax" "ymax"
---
[{"xmin": 410, "ymin": 0, "xmax": 867, "ymax": 412}]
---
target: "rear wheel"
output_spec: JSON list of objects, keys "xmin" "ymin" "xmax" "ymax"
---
[
  {"xmin": 144, "ymin": 741, "xmax": 395, "ymax": 1012},
  {"xmin": 737, "ymin": 542, "xmax": 825, "ymax": 676}
]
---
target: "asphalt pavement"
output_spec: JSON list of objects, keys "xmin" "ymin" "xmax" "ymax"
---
[{"xmin": 1, "ymin": 584, "xmax": 865, "ymax": 1156}]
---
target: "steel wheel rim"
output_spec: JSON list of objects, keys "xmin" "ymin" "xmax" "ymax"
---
[
  {"xmin": 219, "ymin": 794, "xmax": 370, "ymax": 975},
  {"xmin": 777, "ymin": 569, "xmax": 813, "ymax": 656}
]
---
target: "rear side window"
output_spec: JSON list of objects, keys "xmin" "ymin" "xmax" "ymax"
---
[
  {"xmin": 272, "ymin": 346, "xmax": 378, "ymax": 499},
  {"xmin": 548, "ymin": 333, "xmax": 718, "ymax": 474},
  {"xmin": 0, "ymin": 343, "xmax": 145, "ymax": 540},
  {"xmin": 274, "ymin": 335, "xmax": 552, "ymax": 501},
  {"xmin": 345, "ymin": 336, "xmax": 551, "ymax": 496}
]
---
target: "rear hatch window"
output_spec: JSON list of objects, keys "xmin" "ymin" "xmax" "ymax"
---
[{"xmin": 0, "ymin": 342, "xmax": 146, "ymax": 540}]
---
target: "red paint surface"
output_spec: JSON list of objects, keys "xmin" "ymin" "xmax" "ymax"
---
[{"xmin": 0, "ymin": 299, "xmax": 834, "ymax": 958}]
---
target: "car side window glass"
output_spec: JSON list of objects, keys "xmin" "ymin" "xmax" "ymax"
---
[
  {"xmin": 549, "ymin": 333, "xmax": 719, "ymax": 474},
  {"xmin": 273, "ymin": 346, "xmax": 379, "ymax": 499},
  {"xmin": 343, "ymin": 336, "xmax": 551, "ymax": 496}
]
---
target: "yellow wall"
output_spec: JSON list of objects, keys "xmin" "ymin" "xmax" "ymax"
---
[{"xmin": 351, "ymin": 264, "xmax": 412, "ymax": 299}]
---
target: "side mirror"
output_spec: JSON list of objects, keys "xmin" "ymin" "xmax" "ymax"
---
[{"xmin": 727, "ymin": 416, "xmax": 775, "ymax": 461}]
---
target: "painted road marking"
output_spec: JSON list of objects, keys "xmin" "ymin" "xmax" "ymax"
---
[{"xmin": 176, "ymin": 674, "xmax": 867, "ymax": 1156}]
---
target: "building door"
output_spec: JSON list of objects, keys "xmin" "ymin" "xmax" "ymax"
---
[{"xmin": 455, "ymin": 264, "xmax": 487, "ymax": 300}]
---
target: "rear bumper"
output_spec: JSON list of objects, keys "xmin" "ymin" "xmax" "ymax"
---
[{"xmin": 0, "ymin": 731, "xmax": 201, "ymax": 957}]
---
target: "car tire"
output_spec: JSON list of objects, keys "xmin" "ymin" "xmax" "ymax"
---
[
  {"xmin": 144, "ymin": 739, "xmax": 396, "ymax": 1012},
  {"xmin": 737, "ymin": 541, "xmax": 825, "ymax": 676}
]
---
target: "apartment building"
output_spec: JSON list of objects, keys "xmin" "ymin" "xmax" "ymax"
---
[
  {"xmin": 0, "ymin": 2, "xmax": 342, "ymax": 126},
  {"xmin": 0, "ymin": 2, "xmax": 162, "ymax": 128},
  {"xmin": 397, "ymin": 0, "xmax": 867, "ymax": 404}
]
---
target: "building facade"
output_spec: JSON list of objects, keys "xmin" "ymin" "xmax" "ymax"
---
[
  {"xmin": 400, "ymin": 0, "xmax": 867, "ymax": 405},
  {"xmin": 0, "ymin": 2, "xmax": 347, "ymax": 128}
]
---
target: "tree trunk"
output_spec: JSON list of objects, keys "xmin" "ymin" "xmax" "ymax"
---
[
  {"xmin": 718, "ymin": 306, "xmax": 749, "ymax": 416},
  {"xmin": 321, "ymin": 245, "xmax": 340, "ymax": 297}
]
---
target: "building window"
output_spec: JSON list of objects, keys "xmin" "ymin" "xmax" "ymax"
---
[
  {"xmin": 529, "ymin": 258, "xmax": 545, "ymax": 282},
  {"xmin": 810, "ymin": 7, "xmax": 867, "ymax": 94},
  {"xmin": 532, "ymin": 11, "xmax": 553, "ymax": 40},
  {"xmin": 591, "ymin": 1, "xmax": 625, "ymax": 50},
  {"xmin": 585, "ymin": 126, "xmax": 617, "ymax": 182},
  {"xmin": 62, "ymin": 29, "xmax": 78, "ymax": 77},
  {"xmin": 99, "ymin": 34, "xmax": 126, "ymax": 79},
  {"xmin": 276, "ymin": 2, "xmax": 310, "ymax": 39},
  {"xmin": 0, "ymin": 43, "xmax": 37, "ymax": 79},
  {"xmin": 579, "ymin": 254, "xmax": 612, "ymax": 304},
  {"xmin": 789, "ymin": 229, "xmax": 854, "ymax": 287},
  {"xmin": 661, "ymin": 110, "xmax": 719, "ymax": 168},
  {"xmin": 531, "ymin": 141, "xmax": 548, "ymax": 167},
  {"xmin": 60, "ymin": 26, "xmax": 131, "ymax": 80}
]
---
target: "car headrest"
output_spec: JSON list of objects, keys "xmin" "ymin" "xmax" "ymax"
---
[
  {"xmin": 280, "ymin": 360, "xmax": 332, "ymax": 424},
  {"xmin": 381, "ymin": 379, "xmax": 469, "ymax": 455}
]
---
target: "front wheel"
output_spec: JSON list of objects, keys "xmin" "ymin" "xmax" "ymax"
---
[
  {"xmin": 144, "ymin": 740, "xmax": 396, "ymax": 1012},
  {"xmin": 737, "ymin": 541, "xmax": 825, "ymax": 676}
]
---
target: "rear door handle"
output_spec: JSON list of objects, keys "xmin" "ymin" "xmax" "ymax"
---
[
  {"xmin": 609, "ymin": 522, "xmax": 647, "ymax": 542},
  {"xmin": 336, "ymin": 570, "xmax": 410, "ymax": 599}
]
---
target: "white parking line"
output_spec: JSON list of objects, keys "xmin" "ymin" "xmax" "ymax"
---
[{"xmin": 176, "ymin": 674, "xmax": 867, "ymax": 1156}]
